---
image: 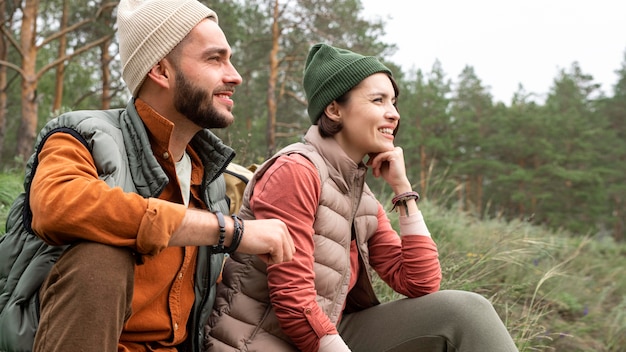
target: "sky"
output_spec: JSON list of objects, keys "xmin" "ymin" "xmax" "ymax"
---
[{"xmin": 360, "ymin": 0, "xmax": 626, "ymax": 104}]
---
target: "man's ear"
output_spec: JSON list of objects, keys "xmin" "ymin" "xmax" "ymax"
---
[
  {"xmin": 146, "ymin": 60, "xmax": 172, "ymax": 89},
  {"xmin": 324, "ymin": 101, "xmax": 341, "ymax": 122}
]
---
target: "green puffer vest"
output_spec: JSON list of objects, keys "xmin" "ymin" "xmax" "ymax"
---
[{"xmin": 0, "ymin": 99, "xmax": 233, "ymax": 352}]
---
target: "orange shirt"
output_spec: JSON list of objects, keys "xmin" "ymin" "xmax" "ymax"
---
[{"xmin": 30, "ymin": 99, "xmax": 206, "ymax": 351}]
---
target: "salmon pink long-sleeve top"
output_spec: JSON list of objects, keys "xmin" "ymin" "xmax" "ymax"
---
[{"xmin": 250, "ymin": 154, "xmax": 442, "ymax": 352}]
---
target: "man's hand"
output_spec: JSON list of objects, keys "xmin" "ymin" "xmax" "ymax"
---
[
  {"xmin": 237, "ymin": 218, "xmax": 295, "ymax": 264},
  {"xmin": 170, "ymin": 210, "xmax": 294, "ymax": 263}
]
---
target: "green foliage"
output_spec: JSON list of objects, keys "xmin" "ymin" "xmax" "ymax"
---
[
  {"xmin": 1, "ymin": 0, "xmax": 123, "ymax": 168},
  {"xmin": 0, "ymin": 172, "xmax": 23, "ymax": 228},
  {"xmin": 1, "ymin": 0, "xmax": 625, "ymax": 242},
  {"xmin": 374, "ymin": 199, "xmax": 626, "ymax": 351}
]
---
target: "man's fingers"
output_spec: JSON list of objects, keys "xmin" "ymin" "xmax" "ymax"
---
[{"xmin": 243, "ymin": 219, "xmax": 294, "ymax": 264}]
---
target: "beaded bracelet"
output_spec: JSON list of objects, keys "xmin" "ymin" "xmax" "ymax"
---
[
  {"xmin": 391, "ymin": 191, "xmax": 420, "ymax": 214},
  {"xmin": 211, "ymin": 212, "xmax": 245, "ymax": 254},
  {"xmin": 211, "ymin": 211, "xmax": 226, "ymax": 252}
]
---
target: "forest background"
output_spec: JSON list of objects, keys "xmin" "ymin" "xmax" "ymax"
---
[{"xmin": 0, "ymin": 0, "xmax": 625, "ymax": 351}]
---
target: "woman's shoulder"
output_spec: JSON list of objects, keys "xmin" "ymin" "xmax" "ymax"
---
[{"xmin": 271, "ymin": 153, "xmax": 319, "ymax": 175}]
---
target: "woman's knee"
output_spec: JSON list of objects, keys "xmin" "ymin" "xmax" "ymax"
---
[
  {"xmin": 428, "ymin": 290, "xmax": 499, "ymax": 323},
  {"xmin": 424, "ymin": 290, "xmax": 517, "ymax": 350},
  {"xmin": 439, "ymin": 290, "xmax": 493, "ymax": 307}
]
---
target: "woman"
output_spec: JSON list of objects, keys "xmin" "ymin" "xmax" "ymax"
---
[{"xmin": 205, "ymin": 43, "xmax": 518, "ymax": 352}]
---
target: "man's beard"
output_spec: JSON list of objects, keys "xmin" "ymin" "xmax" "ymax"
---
[{"xmin": 173, "ymin": 71, "xmax": 233, "ymax": 129}]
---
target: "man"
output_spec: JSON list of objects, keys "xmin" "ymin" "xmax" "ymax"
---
[{"xmin": 5, "ymin": 0, "xmax": 294, "ymax": 351}]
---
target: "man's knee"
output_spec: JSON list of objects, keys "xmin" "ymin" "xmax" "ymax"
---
[
  {"xmin": 36, "ymin": 242, "xmax": 135, "ymax": 351},
  {"xmin": 42, "ymin": 242, "xmax": 135, "ymax": 303}
]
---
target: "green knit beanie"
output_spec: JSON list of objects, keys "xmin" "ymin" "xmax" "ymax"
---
[{"xmin": 303, "ymin": 43, "xmax": 392, "ymax": 124}]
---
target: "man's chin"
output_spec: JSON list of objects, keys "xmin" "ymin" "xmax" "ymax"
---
[
  {"xmin": 222, "ymin": 113, "xmax": 235, "ymax": 126},
  {"xmin": 209, "ymin": 115, "xmax": 234, "ymax": 129}
]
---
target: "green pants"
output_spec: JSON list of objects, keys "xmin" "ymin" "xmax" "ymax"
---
[{"xmin": 338, "ymin": 290, "xmax": 518, "ymax": 352}]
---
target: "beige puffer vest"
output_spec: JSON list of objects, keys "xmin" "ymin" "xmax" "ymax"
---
[{"xmin": 205, "ymin": 126, "xmax": 381, "ymax": 351}]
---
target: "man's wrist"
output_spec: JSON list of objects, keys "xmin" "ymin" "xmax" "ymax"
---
[
  {"xmin": 211, "ymin": 211, "xmax": 226, "ymax": 252},
  {"xmin": 210, "ymin": 211, "xmax": 243, "ymax": 254},
  {"xmin": 228, "ymin": 214, "xmax": 244, "ymax": 253}
]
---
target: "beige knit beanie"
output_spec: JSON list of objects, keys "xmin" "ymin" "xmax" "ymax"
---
[{"xmin": 117, "ymin": 0, "xmax": 218, "ymax": 96}]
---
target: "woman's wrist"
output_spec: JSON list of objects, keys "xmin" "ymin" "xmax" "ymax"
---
[
  {"xmin": 391, "ymin": 191, "xmax": 420, "ymax": 216},
  {"xmin": 391, "ymin": 182, "xmax": 412, "ymax": 195},
  {"xmin": 319, "ymin": 334, "xmax": 351, "ymax": 352}
]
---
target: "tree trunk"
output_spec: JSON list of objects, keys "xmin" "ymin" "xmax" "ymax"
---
[
  {"xmin": 419, "ymin": 144, "xmax": 427, "ymax": 196},
  {"xmin": 457, "ymin": 179, "xmax": 464, "ymax": 212},
  {"xmin": 613, "ymin": 196, "xmax": 624, "ymax": 242},
  {"xmin": 16, "ymin": 0, "xmax": 39, "ymax": 163},
  {"xmin": 476, "ymin": 174, "xmax": 483, "ymax": 216},
  {"xmin": 465, "ymin": 178, "xmax": 471, "ymax": 212},
  {"xmin": 265, "ymin": 0, "xmax": 280, "ymax": 158},
  {"xmin": 0, "ymin": 0, "xmax": 7, "ymax": 161},
  {"xmin": 100, "ymin": 40, "xmax": 111, "ymax": 109},
  {"xmin": 52, "ymin": 0, "xmax": 69, "ymax": 113},
  {"xmin": 100, "ymin": 0, "xmax": 114, "ymax": 110}
]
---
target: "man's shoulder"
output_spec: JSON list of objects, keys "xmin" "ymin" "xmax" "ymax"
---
[
  {"xmin": 57, "ymin": 108, "xmax": 127, "ymax": 124},
  {"xmin": 40, "ymin": 108, "xmax": 127, "ymax": 135}
]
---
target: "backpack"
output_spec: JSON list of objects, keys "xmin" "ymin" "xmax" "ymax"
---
[
  {"xmin": 223, "ymin": 162, "xmax": 257, "ymax": 215},
  {"xmin": 0, "ymin": 160, "xmax": 255, "ymax": 352}
]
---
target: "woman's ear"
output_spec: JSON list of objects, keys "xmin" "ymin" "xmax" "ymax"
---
[{"xmin": 324, "ymin": 101, "xmax": 341, "ymax": 122}]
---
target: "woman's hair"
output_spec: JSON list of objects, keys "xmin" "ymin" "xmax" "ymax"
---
[{"xmin": 318, "ymin": 74, "xmax": 400, "ymax": 138}]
